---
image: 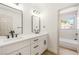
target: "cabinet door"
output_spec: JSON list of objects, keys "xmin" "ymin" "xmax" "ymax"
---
[
  {"xmin": 9, "ymin": 51, "xmax": 19, "ymax": 55},
  {"xmin": 39, "ymin": 35, "xmax": 48, "ymax": 54},
  {"xmin": 9, "ymin": 46, "xmax": 30, "ymax": 55},
  {"xmin": 18, "ymin": 46, "xmax": 30, "ymax": 55},
  {"xmin": 1, "ymin": 39, "xmax": 30, "ymax": 55}
]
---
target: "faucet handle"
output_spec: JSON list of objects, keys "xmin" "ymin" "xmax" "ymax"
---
[
  {"xmin": 15, "ymin": 34, "xmax": 18, "ymax": 37},
  {"xmin": 6, "ymin": 35, "xmax": 9, "ymax": 38}
]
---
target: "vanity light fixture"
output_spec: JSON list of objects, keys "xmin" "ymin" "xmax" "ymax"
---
[{"xmin": 32, "ymin": 9, "xmax": 40, "ymax": 17}]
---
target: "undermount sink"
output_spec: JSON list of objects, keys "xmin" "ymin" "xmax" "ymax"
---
[
  {"xmin": 4, "ymin": 38, "xmax": 18, "ymax": 42},
  {"xmin": 0, "ymin": 36, "xmax": 24, "ymax": 47}
]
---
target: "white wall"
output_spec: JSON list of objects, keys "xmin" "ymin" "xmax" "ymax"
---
[
  {"xmin": 23, "ymin": 3, "xmax": 76, "ymax": 54},
  {"xmin": 23, "ymin": 4, "xmax": 41, "ymax": 34}
]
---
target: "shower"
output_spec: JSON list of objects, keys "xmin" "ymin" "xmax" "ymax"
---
[{"xmin": 58, "ymin": 5, "xmax": 79, "ymax": 55}]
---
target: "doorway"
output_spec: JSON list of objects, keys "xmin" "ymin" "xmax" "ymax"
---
[{"xmin": 58, "ymin": 5, "xmax": 79, "ymax": 55}]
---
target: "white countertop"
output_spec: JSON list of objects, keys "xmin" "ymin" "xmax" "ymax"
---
[{"xmin": 0, "ymin": 32, "xmax": 48, "ymax": 47}]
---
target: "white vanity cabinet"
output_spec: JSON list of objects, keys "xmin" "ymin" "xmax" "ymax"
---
[
  {"xmin": 0, "ymin": 39, "xmax": 30, "ymax": 55},
  {"xmin": 39, "ymin": 35, "xmax": 48, "ymax": 54},
  {"xmin": 0, "ymin": 33, "xmax": 48, "ymax": 55},
  {"xmin": 31, "ymin": 34, "xmax": 48, "ymax": 55}
]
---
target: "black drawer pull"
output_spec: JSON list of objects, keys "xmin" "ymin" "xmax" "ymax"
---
[
  {"xmin": 18, "ymin": 52, "xmax": 22, "ymax": 55},
  {"xmin": 34, "ymin": 39, "xmax": 38, "ymax": 41},
  {"xmin": 44, "ymin": 40, "xmax": 46, "ymax": 45},
  {"xmin": 35, "ymin": 53, "xmax": 39, "ymax": 55},
  {"xmin": 34, "ymin": 45, "xmax": 38, "ymax": 48}
]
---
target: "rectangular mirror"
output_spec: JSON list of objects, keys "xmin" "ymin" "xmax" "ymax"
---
[
  {"xmin": 0, "ymin": 4, "xmax": 23, "ymax": 36},
  {"xmin": 32, "ymin": 15, "xmax": 40, "ymax": 34}
]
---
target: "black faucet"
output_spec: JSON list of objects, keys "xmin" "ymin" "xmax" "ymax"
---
[{"xmin": 9, "ymin": 30, "xmax": 15, "ymax": 38}]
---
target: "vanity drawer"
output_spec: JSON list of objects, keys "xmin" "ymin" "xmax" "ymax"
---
[
  {"xmin": 31, "ymin": 38, "xmax": 40, "ymax": 44},
  {"xmin": 31, "ymin": 35, "xmax": 48, "ymax": 44},
  {"xmin": 31, "ymin": 43, "xmax": 40, "ymax": 55},
  {"xmin": 0, "ymin": 39, "xmax": 30, "ymax": 54}
]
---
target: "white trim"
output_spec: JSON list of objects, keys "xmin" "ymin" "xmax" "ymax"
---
[
  {"xmin": 2, "ymin": 3, "xmax": 23, "ymax": 11},
  {"xmin": 60, "ymin": 7, "xmax": 77, "ymax": 14}
]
